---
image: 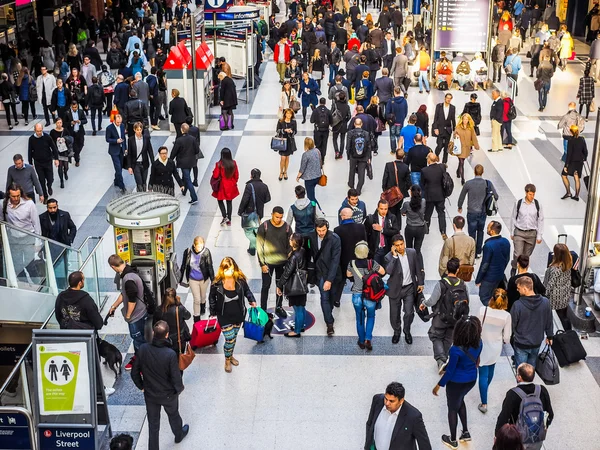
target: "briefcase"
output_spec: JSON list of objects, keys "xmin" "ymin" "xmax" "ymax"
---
[{"xmin": 551, "ymin": 330, "xmax": 587, "ymax": 367}]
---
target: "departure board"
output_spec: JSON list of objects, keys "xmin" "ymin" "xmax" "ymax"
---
[{"xmin": 433, "ymin": 0, "xmax": 492, "ymax": 52}]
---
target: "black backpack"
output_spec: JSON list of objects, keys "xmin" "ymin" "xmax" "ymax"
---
[
  {"xmin": 316, "ymin": 107, "xmax": 329, "ymax": 129},
  {"xmin": 484, "ymin": 180, "xmax": 498, "ymax": 216},
  {"xmin": 438, "ymin": 80, "xmax": 448, "ymax": 90},
  {"xmin": 437, "ymin": 277, "xmax": 469, "ymax": 325},
  {"xmin": 90, "ymin": 85, "xmax": 103, "ymax": 105},
  {"xmin": 351, "ymin": 131, "xmax": 367, "ymax": 157},
  {"xmin": 442, "ymin": 170, "xmax": 454, "ymax": 197},
  {"xmin": 507, "ymin": 98, "xmax": 517, "ymax": 120},
  {"xmin": 141, "ymin": 280, "xmax": 157, "ymax": 315}
]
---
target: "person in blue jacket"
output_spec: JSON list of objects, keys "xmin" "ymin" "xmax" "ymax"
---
[
  {"xmin": 355, "ymin": 70, "xmax": 373, "ymax": 109},
  {"xmin": 475, "ymin": 220, "xmax": 511, "ymax": 306},
  {"xmin": 17, "ymin": 68, "xmax": 36, "ymax": 125},
  {"xmin": 432, "ymin": 316, "xmax": 483, "ymax": 450},
  {"xmin": 503, "ymin": 48, "xmax": 522, "ymax": 96},
  {"xmin": 298, "ymin": 71, "xmax": 320, "ymax": 124},
  {"xmin": 386, "ymin": 88, "xmax": 409, "ymax": 152}
]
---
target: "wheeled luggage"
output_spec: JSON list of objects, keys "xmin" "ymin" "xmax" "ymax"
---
[
  {"xmin": 547, "ymin": 234, "xmax": 578, "ymax": 267},
  {"xmin": 190, "ymin": 318, "xmax": 221, "ymax": 349},
  {"xmin": 551, "ymin": 330, "xmax": 587, "ymax": 367}
]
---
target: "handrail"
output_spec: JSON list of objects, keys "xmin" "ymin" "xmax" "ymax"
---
[{"xmin": 0, "ymin": 219, "xmax": 77, "ymax": 251}]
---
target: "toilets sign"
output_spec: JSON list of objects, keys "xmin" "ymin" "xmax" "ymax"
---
[{"xmin": 35, "ymin": 342, "xmax": 91, "ymax": 415}]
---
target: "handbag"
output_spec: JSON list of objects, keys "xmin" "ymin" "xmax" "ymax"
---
[
  {"xmin": 241, "ymin": 183, "xmax": 261, "ymax": 229},
  {"xmin": 375, "ymin": 117, "xmax": 386, "ymax": 133},
  {"xmin": 271, "ymin": 130, "xmax": 288, "ymax": 152},
  {"xmin": 590, "ymin": 100, "xmax": 596, "ymax": 113},
  {"xmin": 284, "ymin": 258, "xmax": 309, "ymax": 296},
  {"xmin": 176, "ymin": 306, "xmax": 195, "ymax": 371},
  {"xmin": 414, "ymin": 291, "xmax": 431, "ymax": 322},
  {"xmin": 535, "ymin": 344, "xmax": 560, "ymax": 385},
  {"xmin": 179, "ymin": 248, "xmax": 192, "ymax": 287},
  {"xmin": 243, "ymin": 307, "xmax": 265, "ymax": 342},
  {"xmin": 380, "ymin": 161, "xmax": 404, "ymax": 207},
  {"xmin": 452, "ymin": 238, "xmax": 474, "ymax": 282},
  {"xmin": 289, "ymin": 99, "xmax": 301, "ymax": 113},
  {"xmin": 210, "ymin": 163, "xmax": 221, "ymax": 193},
  {"xmin": 318, "ymin": 170, "xmax": 327, "ymax": 186},
  {"xmin": 534, "ymin": 78, "xmax": 543, "ymax": 91},
  {"xmin": 413, "ymin": 71, "xmax": 420, "ymax": 78}
]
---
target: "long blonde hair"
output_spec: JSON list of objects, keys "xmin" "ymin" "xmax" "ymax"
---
[
  {"xmin": 213, "ymin": 257, "xmax": 246, "ymax": 284},
  {"xmin": 459, "ymin": 113, "xmax": 475, "ymax": 130},
  {"xmin": 68, "ymin": 44, "xmax": 78, "ymax": 57}
]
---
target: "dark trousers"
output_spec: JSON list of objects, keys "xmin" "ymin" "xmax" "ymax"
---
[
  {"xmin": 145, "ymin": 394, "xmax": 184, "ymax": 450},
  {"xmin": 314, "ymin": 130, "xmax": 329, "ymax": 161},
  {"xmin": 217, "ymin": 199, "xmax": 232, "ymax": 219},
  {"xmin": 133, "ymin": 163, "xmax": 148, "ymax": 191},
  {"xmin": 393, "ymin": 24, "xmax": 402, "ymax": 40},
  {"xmin": 110, "ymin": 153, "xmax": 125, "ymax": 189},
  {"xmin": 3, "ymin": 102, "xmax": 18, "ymax": 126},
  {"xmin": 348, "ymin": 159, "xmax": 367, "ymax": 194},
  {"xmin": 435, "ymin": 134, "xmax": 450, "ymax": 164},
  {"xmin": 90, "ymin": 107, "xmax": 103, "ymax": 131},
  {"xmin": 332, "ymin": 131, "xmax": 346, "ymax": 156},
  {"xmin": 104, "ymin": 93, "xmax": 114, "ymax": 114},
  {"xmin": 21, "ymin": 100, "xmax": 37, "ymax": 121},
  {"xmin": 260, "ymin": 264, "xmax": 285, "ymax": 311},
  {"xmin": 502, "ymin": 120, "xmax": 514, "ymax": 146},
  {"xmin": 389, "ymin": 201, "xmax": 402, "ymax": 229},
  {"xmin": 319, "ymin": 277, "xmax": 339, "ymax": 325},
  {"xmin": 429, "ymin": 321, "xmax": 454, "ymax": 362},
  {"xmin": 35, "ymin": 163, "xmax": 54, "ymax": 196},
  {"xmin": 467, "ymin": 211, "xmax": 486, "ymax": 255},
  {"xmin": 373, "ymin": 247, "xmax": 387, "ymax": 266},
  {"xmin": 383, "ymin": 55, "xmax": 394, "ymax": 71},
  {"xmin": 446, "ymin": 380, "xmax": 476, "ymax": 441},
  {"xmin": 174, "ymin": 122, "xmax": 183, "ymax": 138},
  {"xmin": 556, "ymin": 307, "xmax": 572, "ymax": 331},
  {"xmin": 425, "ymin": 200, "xmax": 446, "ymax": 234},
  {"xmin": 57, "ymin": 160, "xmax": 69, "ymax": 183},
  {"xmin": 389, "ymin": 284, "xmax": 416, "ymax": 335},
  {"xmin": 405, "ymin": 224, "xmax": 426, "ymax": 255},
  {"xmin": 73, "ymin": 134, "xmax": 84, "ymax": 163},
  {"xmin": 150, "ymin": 96, "xmax": 159, "ymax": 126},
  {"xmin": 42, "ymin": 100, "xmax": 54, "ymax": 124}
]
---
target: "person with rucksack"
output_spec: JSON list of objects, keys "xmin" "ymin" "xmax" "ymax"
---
[
  {"xmin": 384, "ymin": 234, "xmax": 424, "ymax": 345},
  {"xmin": 55, "ymin": 271, "xmax": 103, "ymax": 330},
  {"xmin": 503, "ymin": 47, "xmax": 521, "ymax": 96},
  {"xmin": 438, "ymin": 216, "xmax": 476, "ymax": 278},
  {"xmin": 475, "ymin": 221, "xmax": 511, "ymax": 306},
  {"xmin": 495, "ymin": 363, "xmax": 554, "ymax": 450},
  {"xmin": 509, "ymin": 184, "xmax": 544, "ymax": 273},
  {"xmin": 346, "ymin": 241, "xmax": 386, "ymax": 351},
  {"xmin": 330, "ymin": 88, "xmax": 351, "ymax": 159},
  {"xmin": 346, "ymin": 118, "xmax": 372, "ymax": 196},
  {"xmin": 310, "ymin": 97, "xmax": 332, "ymax": 162},
  {"xmin": 501, "ymin": 92, "xmax": 516, "ymax": 149},
  {"xmin": 432, "ymin": 315, "xmax": 482, "ymax": 450},
  {"xmin": 422, "ymin": 258, "xmax": 471, "ymax": 370},
  {"xmin": 285, "ymin": 185, "xmax": 325, "ymax": 236},
  {"xmin": 108, "ymin": 254, "xmax": 151, "ymax": 371},
  {"xmin": 457, "ymin": 164, "xmax": 498, "ymax": 257}
]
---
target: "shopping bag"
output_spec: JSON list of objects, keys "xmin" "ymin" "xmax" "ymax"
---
[
  {"xmin": 535, "ymin": 344, "xmax": 560, "ymax": 385},
  {"xmin": 243, "ymin": 307, "xmax": 265, "ymax": 342}
]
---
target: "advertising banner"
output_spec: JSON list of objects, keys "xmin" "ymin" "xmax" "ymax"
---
[
  {"xmin": 35, "ymin": 342, "xmax": 91, "ymax": 415},
  {"xmin": 434, "ymin": 0, "xmax": 491, "ymax": 52}
]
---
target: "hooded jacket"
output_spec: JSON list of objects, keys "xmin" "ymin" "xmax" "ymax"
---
[
  {"xmin": 286, "ymin": 197, "xmax": 325, "ymax": 234},
  {"xmin": 511, "ymin": 294, "xmax": 554, "ymax": 348},
  {"xmin": 558, "ymin": 109, "xmax": 585, "ymax": 137},
  {"xmin": 54, "ymin": 288, "xmax": 103, "ymax": 330},
  {"xmin": 386, "ymin": 96, "xmax": 408, "ymax": 126},
  {"xmin": 338, "ymin": 197, "xmax": 367, "ymax": 225}
]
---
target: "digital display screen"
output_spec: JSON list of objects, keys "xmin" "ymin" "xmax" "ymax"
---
[
  {"xmin": 434, "ymin": 0, "xmax": 491, "ymax": 52},
  {"xmin": 16, "ymin": 0, "xmax": 32, "ymax": 7}
]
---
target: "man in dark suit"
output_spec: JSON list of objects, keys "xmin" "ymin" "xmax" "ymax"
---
[
  {"xmin": 64, "ymin": 101, "xmax": 87, "ymax": 167},
  {"xmin": 185, "ymin": 116, "xmax": 201, "ymax": 186},
  {"xmin": 307, "ymin": 219, "xmax": 342, "ymax": 335},
  {"xmin": 171, "ymin": 123, "xmax": 201, "ymax": 205},
  {"xmin": 382, "ymin": 149, "xmax": 411, "ymax": 228},
  {"xmin": 127, "ymin": 122, "xmax": 155, "ymax": 192},
  {"xmin": 365, "ymin": 382, "xmax": 432, "ymax": 450},
  {"xmin": 105, "ymin": 114, "xmax": 127, "ymax": 192},
  {"xmin": 384, "ymin": 235, "xmax": 424, "ymax": 344},
  {"xmin": 160, "ymin": 21, "xmax": 176, "ymax": 53},
  {"xmin": 431, "ymin": 92, "xmax": 456, "ymax": 164},
  {"xmin": 380, "ymin": 31, "xmax": 396, "ymax": 71},
  {"xmin": 421, "ymin": 153, "xmax": 448, "ymax": 239},
  {"xmin": 113, "ymin": 75, "xmax": 130, "ymax": 112},
  {"xmin": 365, "ymin": 199, "xmax": 400, "ymax": 265},
  {"xmin": 334, "ymin": 207, "xmax": 367, "ymax": 307},
  {"xmin": 39, "ymin": 199, "xmax": 77, "ymax": 246}
]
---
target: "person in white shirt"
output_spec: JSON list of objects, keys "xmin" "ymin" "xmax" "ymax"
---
[
  {"xmin": 510, "ymin": 184, "xmax": 544, "ymax": 272},
  {"xmin": 365, "ymin": 382, "xmax": 432, "ymax": 450},
  {"xmin": 477, "ymin": 288, "xmax": 511, "ymax": 414}
]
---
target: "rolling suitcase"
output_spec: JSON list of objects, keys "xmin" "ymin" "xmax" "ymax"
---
[
  {"xmin": 547, "ymin": 234, "xmax": 579, "ymax": 267},
  {"xmin": 551, "ymin": 330, "xmax": 587, "ymax": 367},
  {"xmin": 190, "ymin": 317, "xmax": 221, "ymax": 349}
]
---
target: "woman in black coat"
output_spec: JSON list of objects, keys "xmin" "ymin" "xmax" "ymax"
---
[
  {"xmin": 149, "ymin": 146, "xmax": 184, "ymax": 195},
  {"xmin": 218, "ymin": 72, "xmax": 238, "ymax": 129},
  {"xmin": 180, "ymin": 236, "xmax": 215, "ymax": 322},
  {"xmin": 332, "ymin": 91, "xmax": 351, "ymax": 158},
  {"xmin": 462, "ymin": 93, "xmax": 482, "ymax": 135},
  {"xmin": 276, "ymin": 233, "xmax": 308, "ymax": 338},
  {"xmin": 561, "ymin": 125, "xmax": 588, "ymax": 201},
  {"xmin": 415, "ymin": 104, "xmax": 429, "ymax": 138},
  {"xmin": 0, "ymin": 73, "xmax": 19, "ymax": 129},
  {"xmin": 153, "ymin": 288, "xmax": 191, "ymax": 356},
  {"xmin": 169, "ymin": 88, "xmax": 190, "ymax": 138}
]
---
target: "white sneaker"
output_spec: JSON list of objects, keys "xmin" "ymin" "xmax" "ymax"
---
[{"xmin": 104, "ymin": 387, "xmax": 116, "ymax": 397}]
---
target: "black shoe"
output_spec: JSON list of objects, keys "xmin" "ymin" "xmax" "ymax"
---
[
  {"xmin": 561, "ymin": 193, "xmax": 571, "ymax": 199},
  {"xmin": 442, "ymin": 435, "xmax": 458, "ymax": 449},
  {"xmin": 333, "ymin": 300, "xmax": 340, "ymax": 308},
  {"xmin": 193, "ymin": 315, "xmax": 201, "ymax": 323},
  {"xmin": 192, "ymin": 179, "xmax": 198, "ymax": 187},
  {"xmin": 60, "ymin": 181, "xmax": 64, "ymax": 189},
  {"xmin": 92, "ymin": 131, "xmax": 97, "ymax": 136},
  {"xmin": 247, "ymin": 248, "xmax": 256, "ymax": 256},
  {"xmin": 357, "ymin": 340, "xmax": 366, "ymax": 349},
  {"xmin": 200, "ymin": 303, "xmax": 206, "ymax": 315},
  {"xmin": 159, "ymin": 115, "xmax": 166, "ymax": 121},
  {"xmin": 459, "ymin": 431, "xmax": 472, "ymax": 442},
  {"xmin": 365, "ymin": 340, "xmax": 372, "ymax": 351},
  {"xmin": 404, "ymin": 333, "xmax": 413, "ymax": 344},
  {"xmin": 48, "ymin": 187, "xmax": 53, "ymax": 195},
  {"xmin": 275, "ymin": 306, "xmax": 288, "ymax": 319},
  {"xmin": 64, "ymin": 171, "xmax": 69, "ymax": 180},
  {"xmin": 392, "ymin": 334, "xmax": 400, "ymax": 344},
  {"xmin": 45, "ymin": 121, "xmax": 50, "ymax": 127},
  {"xmin": 189, "ymin": 200, "xmax": 198, "ymax": 205},
  {"xmin": 174, "ymin": 424, "xmax": 189, "ymax": 444}
]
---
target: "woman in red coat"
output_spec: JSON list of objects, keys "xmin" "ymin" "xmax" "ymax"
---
[{"xmin": 212, "ymin": 148, "xmax": 239, "ymax": 225}]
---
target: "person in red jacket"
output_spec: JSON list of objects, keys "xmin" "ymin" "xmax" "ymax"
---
[
  {"xmin": 274, "ymin": 37, "xmax": 291, "ymax": 83},
  {"xmin": 212, "ymin": 147, "xmax": 239, "ymax": 225},
  {"xmin": 501, "ymin": 92, "xmax": 515, "ymax": 149}
]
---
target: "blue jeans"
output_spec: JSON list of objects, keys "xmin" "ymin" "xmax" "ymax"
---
[
  {"xmin": 351, "ymin": 293, "xmax": 376, "ymax": 343},
  {"xmin": 319, "ymin": 277, "xmax": 335, "ymax": 325},
  {"xmin": 128, "ymin": 315, "xmax": 148, "ymax": 353},
  {"xmin": 410, "ymin": 171, "xmax": 421, "ymax": 188},
  {"xmin": 329, "ymin": 64, "xmax": 339, "ymax": 84},
  {"xmin": 478, "ymin": 364, "xmax": 496, "ymax": 404},
  {"xmin": 467, "ymin": 211, "xmax": 486, "ymax": 255},
  {"xmin": 418, "ymin": 70, "xmax": 430, "ymax": 92},
  {"xmin": 479, "ymin": 279, "xmax": 500, "ymax": 306},
  {"xmin": 293, "ymin": 305, "xmax": 306, "ymax": 334},
  {"xmin": 514, "ymin": 345, "xmax": 540, "ymax": 368},
  {"xmin": 389, "ymin": 124, "xmax": 402, "ymax": 151},
  {"xmin": 562, "ymin": 138, "xmax": 568, "ymax": 163},
  {"xmin": 304, "ymin": 177, "xmax": 320, "ymax": 208},
  {"xmin": 181, "ymin": 168, "xmax": 197, "ymax": 202},
  {"xmin": 538, "ymin": 81, "xmax": 550, "ymax": 109},
  {"xmin": 110, "ymin": 153, "xmax": 125, "ymax": 190}
]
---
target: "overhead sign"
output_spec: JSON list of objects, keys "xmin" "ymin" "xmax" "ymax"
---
[
  {"xmin": 39, "ymin": 426, "xmax": 95, "ymax": 450},
  {"xmin": 36, "ymin": 341, "xmax": 91, "ymax": 415},
  {"xmin": 205, "ymin": 10, "xmax": 260, "ymax": 21},
  {"xmin": 0, "ymin": 409, "xmax": 34, "ymax": 450},
  {"xmin": 205, "ymin": 0, "xmax": 234, "ymax": 12},
  {"xmin": 433, "ymin": 0, "xmax": 491, "ymax": 52}
]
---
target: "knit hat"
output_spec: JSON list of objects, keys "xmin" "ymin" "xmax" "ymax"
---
[{"xmin": 354, "ymin": 241, "xmax": 369, "ymax": 259}]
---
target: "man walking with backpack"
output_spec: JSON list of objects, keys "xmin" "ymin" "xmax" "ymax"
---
[
  {"xmin": 107, "ymin": 255, "xmax": 150, "ymax": 371},
  {"xmin": 346, "ymin": 118, "xmax": 372, "ymax": 196},
  {"xmin": 475, "ymin": 221, "xmax": 511, "ymax": 306},
  {"xmin": 457, "ymin": 164, "xmax": 498, "ymax": 257},
  {"xmin": 421, "ymin": 258, "xmax": 470, "ymax": 370},
  {"xmin": 384, "ymin": 234, "xmax": 424, "ymax": 344},
  {"xmin": 495, "ymin": 363, "xmax": 554, "ymax": 450},
  {"xmin": 510, "ymin": 184, "xmax": 544, "ymax": 273},
  {"xmin": 311, "ymin": 97, "xmax": 333, "ymax": 162}
]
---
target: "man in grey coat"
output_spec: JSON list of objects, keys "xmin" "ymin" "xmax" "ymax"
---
[
  {"xmin": 132, "ymin": 72, "xmax": 150, "ymax": 107},
  {"xmin": 389, "ymin": 47, "xmax": 409, "ymax": 95},
  {"xmin": 6, "ymin": 154, "xmax": 44, "ymax": 203},
  {"xmin": 374, "ymin": 68, "xmax": 394, "ymax": 114},
  {"xmin": 384, "ymin": 234, "xmax": 424, "ymax": 345}
]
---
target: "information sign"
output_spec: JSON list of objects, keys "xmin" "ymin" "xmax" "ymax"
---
[{"xmin": 434, "ymin": 0, "xmax": 491, "ymax": 52}]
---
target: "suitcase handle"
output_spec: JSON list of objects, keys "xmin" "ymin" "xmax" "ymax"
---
[
  {"xmin": 557, "ymin": 233, "xmax": 568, "ymax": 244},
  {"xmin": 205, "ymin": 317, "xmax": 219, "ymax": 331}
]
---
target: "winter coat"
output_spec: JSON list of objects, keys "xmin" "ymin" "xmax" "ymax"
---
[
  {"xmin": 238, "ymin": 179, "xmax": 271, "ymax": 218},
  {"xmin": 211, "ymin": 161, "xmax": 240, "ymax": 201}
]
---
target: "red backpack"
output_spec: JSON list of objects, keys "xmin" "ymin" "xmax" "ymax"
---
[{"xmin": 353, "ymin": 260, "xmax": 386, "ymax": 302}]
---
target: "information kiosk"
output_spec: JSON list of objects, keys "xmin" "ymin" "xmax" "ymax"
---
[{"xmin": 105, "ymin": 193, "xmax": 180, "ymax": 305}]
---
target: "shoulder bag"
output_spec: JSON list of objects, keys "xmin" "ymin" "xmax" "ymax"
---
[
  {"xmin": 453, "ymin": 237, "xmax": 474, "ymax": 282},
  {"xmin": 210, "ymin": 163, "xmax": 221, "ymax": 193},
  {"xmin": 271, "ymin": 129, "xmax": 288, "ymax": 152},
  {"xmin": 241, "ymin": 183, "xmax": 261, "ymax": 229},
  {"xmin": 176, "ymin": 306, "xmax": 195, "ymax": 371},
  {"xmin": 318, "ymin": 153, "xmax": 327, "ymax": 186},
  {"xmin": 284, "ymin": 257, "xmax": 309, "ymax": 296},
  {"xmin": 380, "ymin": 162, "xmax": 403, "ymax": 207}
]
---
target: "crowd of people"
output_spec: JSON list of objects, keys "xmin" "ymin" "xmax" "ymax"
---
[{"xmin": 0, "ymin": 0, "xmax": 595, "ymax": 449}]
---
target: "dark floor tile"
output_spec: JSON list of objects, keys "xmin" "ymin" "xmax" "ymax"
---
[{"xmin": 107, "ymin": 354, "xmax": 145, "ymax": 406}]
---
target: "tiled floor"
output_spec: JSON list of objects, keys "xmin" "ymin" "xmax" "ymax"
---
[{"xmin": 3, "ymin": 13, "xmax": 600, "ymax": 450}]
